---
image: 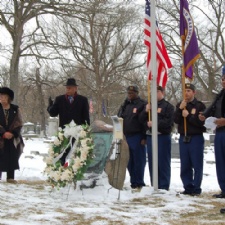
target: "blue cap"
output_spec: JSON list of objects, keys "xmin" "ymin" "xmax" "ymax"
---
[{"xmin": 222, "ymin": 65, "xmax": 225, "ymax": 76}]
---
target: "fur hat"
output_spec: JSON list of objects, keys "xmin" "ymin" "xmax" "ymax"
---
[
  {"xmin": 222, "ymin": 65, "xmax": 225, "ymax": 76},
  {"xmin": 185, "ymin": 83, "xmax": 196, "ymax": 91},
  {"xmin": 64, "ymin": 78, "xmax": 78, "ymax": 86},
  {"xmin": 0, "ymin": 87, "xmax": 14, "ymax": 101}
]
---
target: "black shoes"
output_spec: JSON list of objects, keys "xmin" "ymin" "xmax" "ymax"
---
[
  {"xmin": 220, "ymin": 208, "xmax": 225, "ymax": 214},
  {"xmin": 212, "ymin": 192, "xmax": 225, "ymax": 198},
  {"xmin": 180, "ymin": 190, "xmax": 200, "ymax": 196}
]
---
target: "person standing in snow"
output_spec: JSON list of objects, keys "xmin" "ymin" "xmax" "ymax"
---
[
  {"xmin": 174, "ymin": 83, "xmax": 206, "ymax": 196},
  {"xmin": 139, "ymin": 86, "xmax": 174, "ymax": 191},
  {"xmin": 47, "ymin": 78, "xmax": 90, "ymax": 166},
  {"xmin": 199, "ymin": 65, "xmax": 225, "ymax": 199},
  {"xmin": 0, "ymin": 87, "xmax": 24, "ymax": 183},
  {"xmin": 117, "ymin": 85, "xmax": 147, "ymax": 190}
]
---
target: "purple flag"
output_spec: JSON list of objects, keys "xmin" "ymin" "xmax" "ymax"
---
[{"xmin": 180, "ymin": 0, "xmax": 200, "ymax": 79}]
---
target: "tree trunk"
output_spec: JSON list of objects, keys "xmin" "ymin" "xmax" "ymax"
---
[
  {"xmin": 35, "ymin": 68, "xmax": 47, "ymax": 136},
  {"xmin": 9, "ymin": 23, "xmax": 23, "ymax": 104}
]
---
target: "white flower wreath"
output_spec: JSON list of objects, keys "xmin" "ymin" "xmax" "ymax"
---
[{"xmin": 44, "ymin": 121, "xmax": 94, "ymax": 189}]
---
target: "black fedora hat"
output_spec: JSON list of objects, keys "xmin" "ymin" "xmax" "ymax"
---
[
  {"xmin": 64, "ymin": 78, "xmax": 78, "ymax": 86},
  {"xmin": 0, "ymin": 87, "xmax": 14, "ymax": 101}
]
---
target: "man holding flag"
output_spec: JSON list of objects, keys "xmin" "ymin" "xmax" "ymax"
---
[{"xmin": 174, "ymin": 0, "xmax": 205, "ymax": 196}]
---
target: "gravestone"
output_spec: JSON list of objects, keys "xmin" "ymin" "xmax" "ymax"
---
[
  {"xmin": 86, "ymin": 120, "xmax": 113, "ymax": 174},
  {"xmin": 47, "ymin": 117, "xmax": 59, "ymax": 137},
  {"xmin": 23, "ymin": 122, "xmax": 35, "ymax": 134},
  {"xmin": 22, "ymin": 122, "xmax": 38, "ymax": 138}
]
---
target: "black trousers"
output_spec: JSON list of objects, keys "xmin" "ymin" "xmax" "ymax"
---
[{"xmin": 7, "ymin": 170, "xmax": 15, "ymax": 179}]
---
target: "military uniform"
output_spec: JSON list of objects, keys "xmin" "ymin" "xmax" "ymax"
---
[
  {"xmin": 140, "ymin": 92, "xmax": 174, "ymax": 190},
  {"xmin": 118, "ymin": 85, "xmax": 147, "ymax": 189},
  {"xmin": 174, "ymin": 93, "xmax": 206, "ymax": 195},
  {"xmin": 203, "ymin": 87, "xmax": 225, "ymax": 198}
]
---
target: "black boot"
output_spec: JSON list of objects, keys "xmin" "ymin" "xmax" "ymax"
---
[{"xmin": 220, "ymin": 208, "xmax": 225, "ymax": 214}]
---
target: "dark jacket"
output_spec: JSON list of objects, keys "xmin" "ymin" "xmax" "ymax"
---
[
  {"xmin": 203, "ymin": 89, "xmax": 225, "ymax": 118},
  {"xmin": 174, "ymin": 98, "xmax": 206, "ymax": 135},
  {"xmin": 0, "ymin": 104, "xmax": 24, "ymax": 171},
  {"xmin": 47, "ymin": 94, "xmax": 90, "ymax": 128},
  {"xmin": 117, "ymin": 97, "xmax": 146, "ymax": 136},
  {"xmin": 139, "ymin": 98, "xmax": 174, "ymax": 135},
  {"xmin": 203, "ymin": 89, "xmax": 225, "ymax": 131}
]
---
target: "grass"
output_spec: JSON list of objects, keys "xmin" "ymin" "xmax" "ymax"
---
[{"xmin": 1, "ymin": 181, "xmax": 225, "ymax": 225}]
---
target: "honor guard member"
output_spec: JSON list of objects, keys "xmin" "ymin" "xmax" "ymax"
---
[
  {"xmin": 140, "ymin": 86, "xmax": 174, "ymax": 190},
  {"xmin": 117, "ymin": 85, "xmax": 147, "ymax": 190},
  {"xmin": 174, "ymin": 83, "xmax": 206, "ymax": 196},
  {"xmin": 199, "ymin": 65, "xmax": 225, "ymax": 199}
]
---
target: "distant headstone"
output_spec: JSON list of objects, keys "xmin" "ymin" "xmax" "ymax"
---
[
  {"xmin": 47, "ymin": 117, "xmax": 59, "ymax": 137},
  {"xmin": 23, "ymin": 122, "xmax": 35, "ymax": 134},
  {"xmin": 171, "ymin": 138, "xmax": 180, "ymax": 158},
  {"xmin": 36, "ymin": 123, "xmax": 41, "ymax": 134},
  {"xmin": 209, "ymin": 134, "xmax": 215, "ymax": 144}
]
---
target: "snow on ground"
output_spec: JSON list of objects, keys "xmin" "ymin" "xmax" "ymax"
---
[{"xmin": 0, "ymin": 135, "xmax": 224, "ymax": 225}]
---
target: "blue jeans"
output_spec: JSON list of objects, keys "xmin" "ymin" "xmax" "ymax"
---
[
  {"xmin": 147, "ymin": 134, "xmax": 171, "ymax": 190},
  {"xmin": 179, "ymin": 134, "xmax": 204, "ymax": 194},
  {"xmin": 126, "ymin": 134, "xmax": 146, "ymax": 188},
  {"xmin": 214, "ymin": 130, "xmax": 225, "ymax": 193}
]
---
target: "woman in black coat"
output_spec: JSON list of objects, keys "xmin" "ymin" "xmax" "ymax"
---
[{"xmin": 0, "ymin": 87, "xmax": 24, "ymax": 183}]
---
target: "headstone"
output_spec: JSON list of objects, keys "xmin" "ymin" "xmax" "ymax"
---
[
  {"xmin": 47, "ymin": 117, "xmax": 59, "ymax": 137},
  {"xmin": 36, "ymin": 123, "xmax": 41, "ymax": 134},
  {"xmin": 171, "ymin": 138, "xmax": 180, "ymax": 158},
  {"xmin": 86, "ymin": 132, "xmax": 113, "ymax": 174},
  {"xmin": 23, "ymin": 122, "xmax": 35, "ymax": 134},
  {"xmin": 86, "ymin": 120, "xmax": 113, "ymax": 174},
  {"xmin": 209, "ymin": 134, "xmax": 215, "ymax": 144}
]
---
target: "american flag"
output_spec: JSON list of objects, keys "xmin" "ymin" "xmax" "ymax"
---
[{"xmin": 144, "ymin": 0, "xmax": 172, "ymax": 88}]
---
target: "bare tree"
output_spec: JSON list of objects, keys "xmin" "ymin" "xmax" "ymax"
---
[
  {"xmin": 0, "ymin": 0, "xmax": 87, "ymax": 103},
  {"xmin": 49, "ymin": 1, "xmax": 144, "ymax": 120},
  {"xmin": 157, "ymin": 0, "xmax": 225, "ymax": 103}
]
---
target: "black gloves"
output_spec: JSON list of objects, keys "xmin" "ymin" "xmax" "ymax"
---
[{"xmin": 48, "ymin": 97, "xmax": 53, "ymax": 106}]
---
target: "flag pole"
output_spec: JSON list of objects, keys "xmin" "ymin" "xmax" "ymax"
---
[
  {"xmin": 150, "ymin": 0, "xmax": 158, "ymax": 191},
  {"xmin": 181, "ymin": 39, "xmax": 187, "ymax": 136},
  {"xmin": 147, "ymin": 79, "xmax": 151, "ymax": 121}
]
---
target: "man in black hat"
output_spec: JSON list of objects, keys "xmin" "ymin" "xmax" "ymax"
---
[
  {"xmin": 47, "ymin": 78, "xmax": 90, "ymax": 166},
  {"xmin": 117, "ymin": 85, "xmax": 147, "ymax": 190},
  {"xmin": 47, "ymin": 78, "xmax": 90, "ymax": 128},
  {"xmin": 174, "ymin": 83, "xmax": 206, "ymax": 196}
]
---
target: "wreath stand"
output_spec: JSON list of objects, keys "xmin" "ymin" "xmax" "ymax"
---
[{"xmin": 105, "ymin": 116, "xmax": 129, "ymax": 200}]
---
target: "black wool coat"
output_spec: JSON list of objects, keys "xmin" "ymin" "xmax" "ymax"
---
[
  {"xmin": 47, "ymin": 94, "xmax": 90, "ymax": 128},
  {"xmin": 0, "ymin": 104, "xmax": 23, "ymax": 172}
]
